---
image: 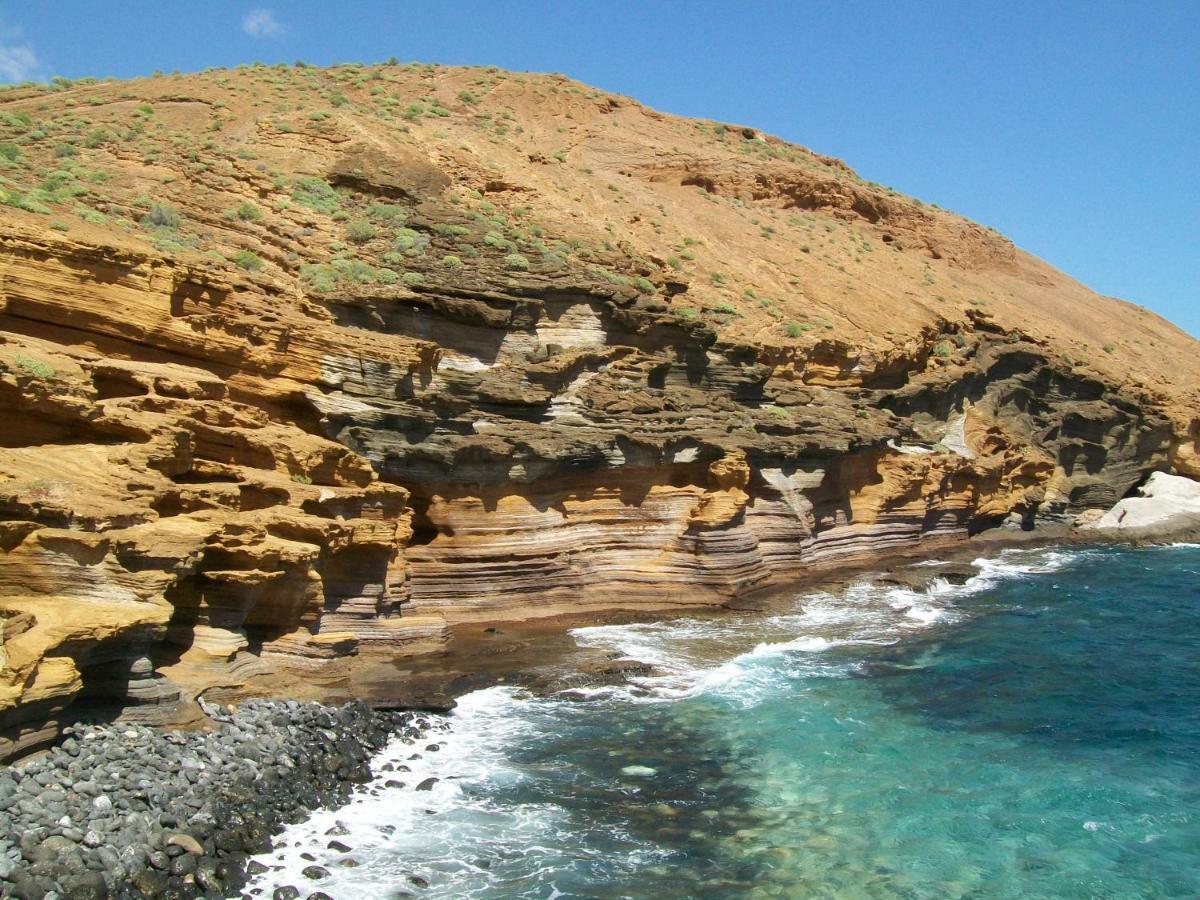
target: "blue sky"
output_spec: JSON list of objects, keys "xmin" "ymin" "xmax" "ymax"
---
[{"xmin": 2, "ymin": 1, "xmax": 1197, "ymax": 335}]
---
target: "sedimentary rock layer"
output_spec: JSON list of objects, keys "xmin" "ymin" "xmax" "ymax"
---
[{"xmin": 0, "ymin": 62, "xmax": 1196, "ymax": 756}]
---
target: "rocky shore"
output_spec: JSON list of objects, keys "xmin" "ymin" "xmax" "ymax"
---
[
  {"xmin": 3, "ymin": 527, "xmax": 1199, "ymax": 898},
  {"xmin": 0, "ymin": 700, "xmax": 432, "ymax": 899}
]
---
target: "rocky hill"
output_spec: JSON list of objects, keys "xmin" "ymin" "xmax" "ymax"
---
[{"xmin": 1, "ymin": 61, "xmax": 1197, "ymax": 758}]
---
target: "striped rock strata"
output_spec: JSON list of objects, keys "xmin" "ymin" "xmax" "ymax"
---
[{"xmin": 0, "ymin": 63, "xmax": 1197, "ymax": 757}]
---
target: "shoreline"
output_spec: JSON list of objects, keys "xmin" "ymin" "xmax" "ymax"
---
[
  {"xmin": 300, "ymin": 517, "xmax": 1200, "ymax": 715},
  {"xmin": 2, "ymin": 519, "xmax": 1197, "ymax": 897},
  {"xmin": 244, "ymin": 526, "xmax": 1200, "ymax": 897},
  {"xmin": 0, "ymin": 700, "xmax": 433, "ymax": 898}
]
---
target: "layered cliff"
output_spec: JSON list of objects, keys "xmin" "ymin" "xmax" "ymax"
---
[{"xmin": 1, "ymin": 62, "xmax": 1197, "ymax": 757}]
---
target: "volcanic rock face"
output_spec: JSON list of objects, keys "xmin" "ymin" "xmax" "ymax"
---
[{"xmin": 0, "ymin": 62, "xmax": 1196, "ymax": 756}]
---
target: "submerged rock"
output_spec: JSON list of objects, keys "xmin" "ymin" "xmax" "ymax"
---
[{"xmin": 621, "ymin": 765, "xmax": 658, "ymax": 777}]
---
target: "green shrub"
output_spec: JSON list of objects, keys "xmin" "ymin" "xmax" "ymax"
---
[
  {"xmin": 15, "ymin": 355, "xmax": 55, "ymax": 378},
  {"xmin": 931, "ymin": 340, "xmax": 953, "ymax": 358},
  {"xmin": 345, "ymin": 219, "xmax": 378, "ymax": 243},
  {"xmin": 504, "ymin": 252, "xmax": 529, "ymax": 270},
  {"xmin": 391, "ymin": 227, "xmax": 428, "ymax": 255},
  {"xmin": 375, "ymin": 267, "xmax": 399, "ymax": 285},
  {"xmin": 677, "ymin": 307, "xmax": 699, "ymax": 320},
  {"xmin": 0, "ymin": 142, "xmax": 21, "ymax": 162},
  {"xmin": 0, "ymin": 111, "xmax": 32, "ymax": 131},
  {"xmin": 150, "ymin": 231, "xmax": 199, "ymax": 253},
  {"xmin": 291, "ymin": 176, "xmax": 341, "ymax": 214},
  {"xmin": 715, "ymin": 302, "xmax": 737, "ymax": 314},
  {"xmin": 232, "ymin": 250, "xmax": 264, "ymax": 271},
  {"xmin": 74, "ymin": 205, "xmax": 107, "ymax": 224},
  {"xmin": 402, "ymin": 271, "xmax": 424, "ymax": 286},
  {"xmin": 299, "ymin": 263, "xmax": 339, "ymax": 292},
  {"xmin": 593, "ymin": 267, "xmax": 629, "ymax": 286},
  {"xmin": 366, "ymin": 202, "xmax": 407, "ymax": 224},
  {"xmin": 81, "ymin": 127, "xmax": 112, "ymax": 148},
  {"xmin": 784, "ymin": 321, "xmax": 808, "ymax": 338},
  {"xmin": 2, "ymin": 190, "xmax": 51, "ymax": 214},
  {"xmin": 39, "ymin": 170, "xmax": 78, "ymax": 194},
  {"xmin": 231, "ymin": 201, "xmax": 261, "ymax": 222},
  {"xmin": 632, "ymin": 276, "xmax": 655, "ymax": 294},
  {"xmin": 142, "ymin": 203, "xmax": 181, "ymax": 229},
  {"xmin": 483, "ymin": 229, "xmax": 512, "ymax": 250},
  {"xmin": 333, "ymin": 258, "xmax": 377, "ymax": 283},
  {"xmin": 1102, "ymin": 343, "xmax": 1116, "ymax": 354},
  {"xmin": 442, "ymin": 254, "xmax": 463, "ymax": 267}
]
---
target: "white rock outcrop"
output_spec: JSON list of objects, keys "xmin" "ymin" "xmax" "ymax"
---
[{"xmin": 1090, "ymin": 472, "xmax": 1200, "ymax": 530}]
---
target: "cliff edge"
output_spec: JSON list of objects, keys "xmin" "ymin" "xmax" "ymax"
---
[{"xmin": 1, "ymin": 62, "xmax": 1197, "ymax": 757}]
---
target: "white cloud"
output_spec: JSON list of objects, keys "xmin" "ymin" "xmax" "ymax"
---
[
  {"xmin": 0, "ymin": 19, "xmax": 39, "ymax": 83},
  {"xmin": 242, "ymin": 9, "xmax": 286, "ymax": 39},
  {"xmin": 0, "ymin": 44, "xmax": 38, "ymax": 83}
]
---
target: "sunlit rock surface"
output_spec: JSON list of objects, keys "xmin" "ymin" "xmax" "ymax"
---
[{"xmin": 0, "ymin": 62, "xmax": 1197, "ymax": 756}]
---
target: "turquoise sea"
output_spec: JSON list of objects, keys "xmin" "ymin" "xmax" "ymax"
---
[{"xmin": 251, "ymin": 544, "xmax": 1200, "ymax": 899}]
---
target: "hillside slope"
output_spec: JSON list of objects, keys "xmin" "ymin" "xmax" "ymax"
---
[{"xmin": 1, "ymin": 61, "xmax": 1197, "ymax": 757}]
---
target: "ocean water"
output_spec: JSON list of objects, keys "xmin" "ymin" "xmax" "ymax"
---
[{"xmin": 250, "ymin": 544, "xmax": 1200, "ymax": 899}]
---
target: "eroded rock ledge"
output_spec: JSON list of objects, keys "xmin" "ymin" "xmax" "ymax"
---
[{"xmin": 0, "ymin": 223, "xmax": 1184, "ymax": 759}]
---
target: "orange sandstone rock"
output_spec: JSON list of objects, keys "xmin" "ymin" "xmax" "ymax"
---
[{"xmin": 0, "ymin": 62, "xmax": 1194, "ymax": 755}]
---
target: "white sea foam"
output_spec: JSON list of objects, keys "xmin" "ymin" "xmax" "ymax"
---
[
  {"xmin": 970, "ymin": 547, "xmax": 1084, "ymax": 585},
  {"xmin": 570, "ymin": 546, "xmax": 1092, "ymax": 706},
  {"xmin": 244, "ymin": 687, "xmax": 629, "ymax": 898}
]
